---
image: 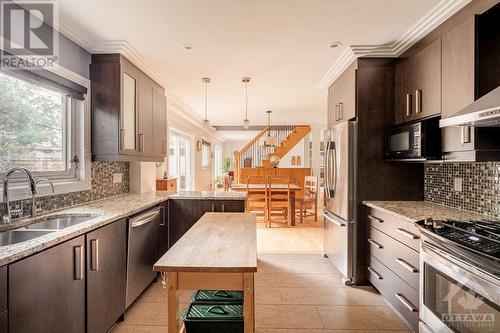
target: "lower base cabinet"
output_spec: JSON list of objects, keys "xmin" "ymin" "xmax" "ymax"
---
[
  {"xmin": 9, "ymin": 236, "xmax": 86, "ymax": 333},
  {"xmin": 87, "ymin": 219, "xmax": 127, "ymax": 333}
]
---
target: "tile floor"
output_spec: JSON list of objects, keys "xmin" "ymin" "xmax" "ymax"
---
[{"xmin": 112, "ymin": 215, "xmax": 411, "ymax": 333}]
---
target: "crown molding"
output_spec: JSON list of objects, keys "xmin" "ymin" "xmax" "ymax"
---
[{"xmin": 317, "ymin": 0, "xmax": 472, "ymax": 89}]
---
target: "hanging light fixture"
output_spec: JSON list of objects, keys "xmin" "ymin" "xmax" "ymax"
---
[
  {"xmin": 202, "ymin": 77, "xmax": 211, "ymax": 128},
  {"xmin": 242, "ymin": 77, "xmax": 251, "ymax": 129},
  {"xmin": 263, "ymin": 110, "xmax": 278, "ymax": 147}
]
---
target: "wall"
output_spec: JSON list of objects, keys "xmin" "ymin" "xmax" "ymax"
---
[
  {"xmin": 424, "ymin": 162, "xmax": 500, "ymax": 218},
  {"xmin": 163, "ymin": 99, "xmax": 226, "ymax": 191},
  {"xmin": 280, "ymin": 137, "xmax": 307, "ymax": 167},
  {"xmin": 0, "ymin": 161, "xmax": 129, "ymax": 216}
]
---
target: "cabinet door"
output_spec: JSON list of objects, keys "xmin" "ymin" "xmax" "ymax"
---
[
  {"xmin": 121, "ymin": 69, "xmax": 138, "ymax": 153},
  {"xmin": 338, "ymin": 62, "xmax": 356, "ymax": 122},
  {"xmin": 413, "ymin": 38, "xmax": 442, "ymax": 119},
  {"xmin": 159, "ymin": 201, "xmax": 169, "ymax": 256},
  {"xmin": 441, "ymin": 16, "xmax": 476, "ymax": 154},
  {"xmin": 215, "ymin": 200, "xmax": 245, "ymax": 212},
  {"xmin": 168, "ymin": 199, "xmax": 193, "ymax": 247},
  {"xmin": 152, "ymin": 86, "xmax": 167, "ymax": 157},
  {"xmin": 192, "ymin": 200, "xmax": 216, "ymax": 222},
  {"xmin": 138, "ymin": 74, "xmax": 154, "ymax": 156},
  {"xmin": 327, "ymin": 84, "xmax": 335, "ymax": 128},
  {"xmin": 9, "ymin": 236, "xmax": 85, "ymax": 333},
  {"xmin": 395, "ymin": 57, "xmax": 415, "ymax": 124},
  {"xmin": 87, "ymin": 219, "xmax": 127, "ymax": 333}
]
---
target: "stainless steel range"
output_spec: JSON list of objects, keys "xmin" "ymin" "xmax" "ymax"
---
[{"xmin": 416, "ymin": 218, "xmax": 500, "ymax": 333}]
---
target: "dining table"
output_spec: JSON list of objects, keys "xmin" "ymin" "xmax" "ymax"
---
[{"xmin": 231, "ymin": 183, "xmax": 302, "ymax": 226}]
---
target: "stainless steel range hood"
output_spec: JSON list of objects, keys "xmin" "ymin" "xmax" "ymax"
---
[{"xmin": 440, "ymin": 86, "xmax": 500, "ymax": 127}]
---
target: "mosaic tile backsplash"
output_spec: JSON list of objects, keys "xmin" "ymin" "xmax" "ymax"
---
[
  {"xmin": 0, "ymin": 161, "xmax": 129, "ymax": 217},
  {"xmin": 424, "ymin": 162, "xmax": 500, "ymax": 218}
]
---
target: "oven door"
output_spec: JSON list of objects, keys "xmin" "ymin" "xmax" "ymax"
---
[{"xmin": 420, "ymin": 240, "xmax": 500, "ymax": 333}]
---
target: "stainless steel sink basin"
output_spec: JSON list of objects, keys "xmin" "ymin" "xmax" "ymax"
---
[
  {"xmin": 25, "ymin": 215, "xmax": 96, "ymax": 230},
  {"xmin": 0, "ymin": 230, "xmax": 54, "ymax": 246}
]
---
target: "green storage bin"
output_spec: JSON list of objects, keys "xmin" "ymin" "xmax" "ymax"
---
[
  {"xmin": 191, "ymin": 290, "xmax": 243, "ymax": 304},
  {"xmin": 182, "ymin": 303, "xmax": 243, "ymax": 333}
]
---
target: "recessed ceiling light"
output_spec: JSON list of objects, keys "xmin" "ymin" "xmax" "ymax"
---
[
  {"xmin": 329, "ymin": 41, "xmax": 342, "ymax": 49},
  {"xmin": 183, "ymin": 43, "xmax": 194, "ymax": 50}
]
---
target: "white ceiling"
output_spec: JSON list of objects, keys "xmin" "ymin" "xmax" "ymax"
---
[{"xmin": 59, "ymin": 0, "xmax": 444, "ymax": 126}]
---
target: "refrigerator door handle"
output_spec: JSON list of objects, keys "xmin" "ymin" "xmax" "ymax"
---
[
  {"xmin": 323, "ymin": 211, "xmax": 347, "ymax": 227},
  {"xmin": 331, "ymin": 142, "xmax": 337, "ymax": 197},
  {"xmin": 324, "ymin": 141, "xmax": 330, "ymax": 198}
]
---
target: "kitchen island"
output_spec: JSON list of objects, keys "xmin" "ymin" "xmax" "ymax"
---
[{"xmin": 154, "ymin": 212, "xmax": 257, "ymax": 333}]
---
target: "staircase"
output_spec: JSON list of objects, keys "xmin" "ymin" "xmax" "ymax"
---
[{"xmin": 234, "ymin": 125, "xmax": 311, "ymax": 182}]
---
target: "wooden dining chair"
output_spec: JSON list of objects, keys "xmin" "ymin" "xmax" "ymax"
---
[
  {"xmin": 296, "ymin": 176, "xmax": 318, "ymax": 223},
  {"xmin": 245, "ymin": 176, "xmax": 267, "ymax": 221},
  {"xmin": 266, "ymin": 176, "xmax": 291, "ymax": 228}
]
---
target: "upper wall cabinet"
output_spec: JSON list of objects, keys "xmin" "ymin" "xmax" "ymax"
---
[
  {"xmin": 441, "ymin": 7, "xmax": 500, "ymax": 161},
  {"xmin": 395, "ymin": 38, "xmax": 441, "ymax": 124},
  {"xmin": 327, "ymin": 61, "xmax": 356, "ymax": 127},
  {"xmin": 91, "ymin": 54, "xmax": 167, "ymax": 162}
]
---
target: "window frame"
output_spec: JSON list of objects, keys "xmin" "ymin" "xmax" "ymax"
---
[
  {"xmin": 201, "ymin": 140, "xmax": 211, "ymax": 169},
  {"xmin": 0, "ymin": 65, "xmax": 91, "ymax": 202},
  {"xmin": 214, "ymin": 145, "xmax": 223, "ymax": 180}
]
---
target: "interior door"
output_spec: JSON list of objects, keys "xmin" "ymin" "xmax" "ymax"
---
[{"xmin": 324, "ymin": 121, "xmax": 352, "ymax": 221}]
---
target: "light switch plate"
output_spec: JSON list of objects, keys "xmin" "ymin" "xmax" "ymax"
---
[
  {"xmin": 454, "ymin": 178, "xmax": 463, "ymax": 192},
  {"xmin": 113, "ymin": 173, "xmax": 123, "ymax": 184}
]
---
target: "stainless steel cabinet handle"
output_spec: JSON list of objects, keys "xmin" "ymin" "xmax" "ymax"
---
[
  {"xmin": 334, "ymin": 104, "xmax": 340, "ymax": 121},
  {"xmin": 130, "ymin": 208, "xmax": 160, "ymax": 228},
  {"xmin": 120, "ymin": 129, "xmax": 125, "ymax": 150},
  {"xmin": 339, "ymin": 102, "xmax": 343, "ymax": 120},
  {"xmin": 415, "ymin": 90, "xmax": 422, "ymax": 114},
  {"xmin": 221, "ymin": 204, "xmax": 225, "ymax": 212},
  {"xmin": 138, "ymin": 133, "xmax": 144, "ymax": 151},
  {"xmin": 460, "ymin": 126, "xmax": 471, "ymax": 144},
  {"xmin": 406, "ymin": 94, "xmax": 412, "ymax": 116},
  {"xmin": 396, "ymin": 258, "xmax": 418, "ymax": 273},
  {"xmin": 74, "ymin": 245, "xmax": 83, "ymax": 280},
  {"xmin": 368, "ymin": 238, "xmax": 383, "ymax": 249},
  {"xmin": 159, "ymin": 205, "xmax": 165, "ymax": 226},
  {"xmin": 367, "ymin": 215, "xmax": 383, "ymax": 223},
  {"xmin": 90, "ymin": 239, "xmax": 99, "ymax": 271},
  {"xmin": 211, "ymin": 203, "xmax": 215, "ymax": 212},
  {"xmin": 395, "ymin": 293, "xmax": 418, "ymax": 312},
  {"xmin": 396, "ymin": 228, "xmax": 420, "ymax": 240},
  {"xmin": 367, "ymin": 266, "xmax": 383, "ymax": 280},
  {"xmin": 162, "ymin": 139, "xmax": 167, "ymax": 154}
]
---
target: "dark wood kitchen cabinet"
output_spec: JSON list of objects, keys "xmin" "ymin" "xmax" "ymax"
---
[
  {"xmin": 327, "ymin": 62, "xmax": 356, "ymax": 126},
  {"xmin": 0, "ymin": 266, "xmax": 6, "ymax": 333},
  {"xmin": 86, "ymin": 219, "xmax": 127, "ymax": 333},
  {"xmin": 91, "ymin": 54, "xmax": 167, "ymax": 162},
  {"xmin": 168, "ymin": 199, "xmax": 246, "ymax": 247},
  {"xmin": 440, "ymin": 9, "xmax": 500, "ymax": 161},
  {"xmin": 395, "ymin": 38, "xmax": 441, "ymax": 124},
  {"xmin": 9, "ymin": 236, "xmax": 86, "ymax": 333}
]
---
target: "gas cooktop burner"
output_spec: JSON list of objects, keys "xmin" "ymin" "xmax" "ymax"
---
[{"xmin": 419, "ymin": 218, "xmax": 500, "ymax": 258}]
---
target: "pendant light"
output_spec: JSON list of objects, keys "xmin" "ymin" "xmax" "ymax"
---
[
  {"xmin": 242, "ymin": 77, "xmax": 251, "ymax": 129},
  {"xmin": 202, "ymin": 77, "xmax": 211, "ymax": 128},
  {"xmin": 263, "ymin": 110, "xmax": 278, "ymax": 147}
]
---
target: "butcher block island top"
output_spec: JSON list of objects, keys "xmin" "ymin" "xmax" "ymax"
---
[{"xmin": 153, "ymin": 212, "xmax": 257, "ymax": 273}]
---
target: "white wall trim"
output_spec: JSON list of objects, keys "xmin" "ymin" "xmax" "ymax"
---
[{"xmin": 317, "ymin": 0, "xmax": 472, "ymax": 89}]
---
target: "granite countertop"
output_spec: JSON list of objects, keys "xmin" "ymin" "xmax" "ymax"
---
[
  {"xmin": 0, "ymin": 190, "xmax": 247, "ymax": 267},
  {"xmin": 363, "ymin": 201, "xmax": 492, "ymax": 223}
]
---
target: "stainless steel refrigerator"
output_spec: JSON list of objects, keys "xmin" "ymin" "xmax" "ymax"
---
[{"xmin": 323, "ymin": 121, "xmax": 356, "ymax": 285}]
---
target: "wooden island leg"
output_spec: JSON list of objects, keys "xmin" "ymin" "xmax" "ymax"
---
[
  {"xmin": 167, "ymin": 272, "xmax": 178, "ymax": 333},
  {"xmin": 289, "ymin": 191, "xmax": 296, "ymax": 226},
  {"xmin": 243, "ymin": 272, "xmax": 255, "ymax": 333}
]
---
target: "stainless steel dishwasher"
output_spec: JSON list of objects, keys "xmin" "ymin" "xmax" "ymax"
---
[{"xmin": 126, "ymin": 207, "xmax": 160, "ymax": 308}]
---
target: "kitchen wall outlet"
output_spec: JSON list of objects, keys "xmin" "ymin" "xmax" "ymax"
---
[
  {"xmin": 113, "ymin": 173, "xmax": 123, "ymax": 184},
  {"xmin": 454, "ymin": 177, "xmax": 463, "ymax": 192}
]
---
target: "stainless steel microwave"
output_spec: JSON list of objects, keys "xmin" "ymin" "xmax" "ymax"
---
[{"xmin": 384, "ymin": 117, "xmax": 441, "ymax": 161}]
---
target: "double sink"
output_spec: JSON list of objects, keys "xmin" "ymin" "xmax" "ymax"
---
[{"xmin": 0, "ymin": 214, "xmax": 98, "ymax": 246}]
